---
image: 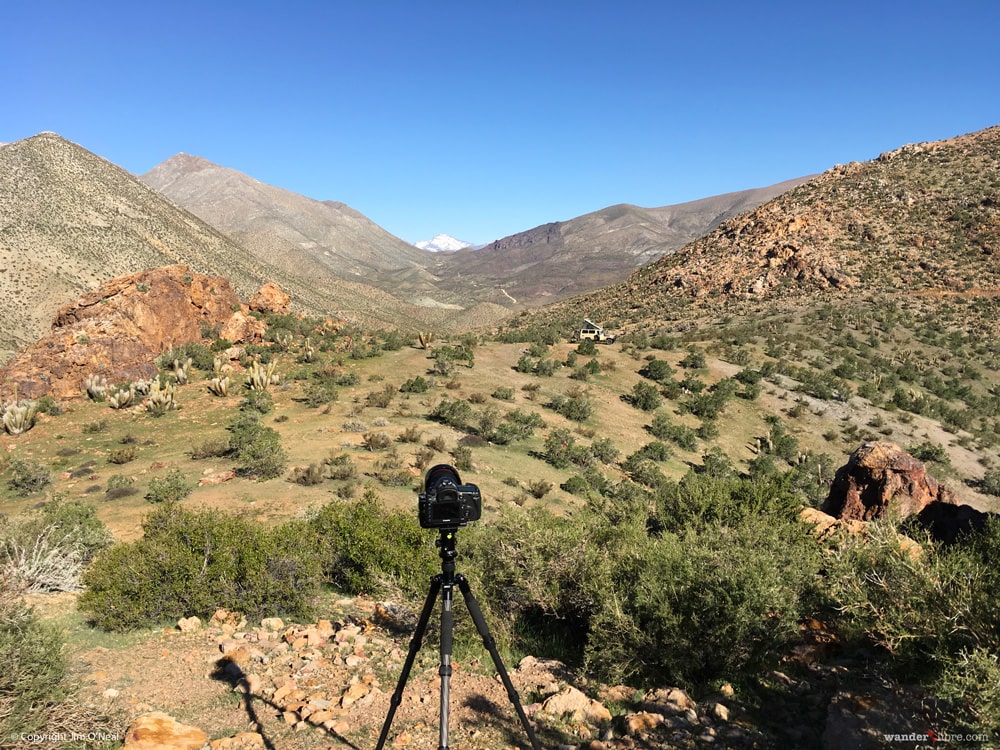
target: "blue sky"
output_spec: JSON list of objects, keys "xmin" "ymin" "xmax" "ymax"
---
[{"xmin": 3, "ymin": 1, "xmax": 998, "ymax": 245}]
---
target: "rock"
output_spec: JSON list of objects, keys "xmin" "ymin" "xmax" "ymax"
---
[
  {"xmin": 209, "ymin": 732, "xmax": 266, "ymax": 749},
  {"xmin": 0, "ymin": 265, "xmax": 242, "ymax": 400},
  {"xmin": 259, "ymin": 617, "xmax": 285, "ymax": 631},
  {"xmin": 219, "ymin": 310, "xmax": 266, "ymax": 344},
  {"xmin": 624, "ymin": 711, "xmax": 664, "ymax": 735},
  {"xmin": 709, "ymin": 702, "xmax": 730, "ymax": 722},
  {"xmin": 198, "ymin": 470, "xmax": 237, "ymax": 486},
  {"xmin": 249, "ymin": 282, "xmax": 291, "ymax": 314},
  {"xmin": 541, "ymin": 685, "xmax": 612, "ymax": 724},
  {"xmin": 123, "ymin": 711, "xmax": 206, "ymax": 750},
  {"xmin": 176, "ymin": 616, "xmax": 201, "ymax": 633},
  {"xmin": 913, "ymin": 500, "xmax": 995, "ymax": 544},
  {"xmin": 640, "ymin": 687, "xmax": 696, "ymax": 715},
  {"xmin": 373, "ymin": 601, "xmax": 417, "ymax": 632},
  {"xmin": 822, "ymin": 442, "xmax": 957, "ymax": 521}
]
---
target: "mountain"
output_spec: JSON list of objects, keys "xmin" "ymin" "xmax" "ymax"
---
[
  {"xmin": 429, "ymin": 177, "xmax": 813, "ymax": 305},
  {"xmin": 0, "ymin": 134, "xmax": 503, "ymax": 365},
  {"xmin": 526, "ymin": 125, "xmax": 1000, "ymax": 326},
  {"xmin": 414, "ymin": 234, "xmax": 472, "ymax": 252},
  {"xmin": 0, "ymin": 133, "xmax": 278, "ymax": 362},
  {"xmin": 141, "ymin": 155, "xmax": 449, "ymax": 299},
  {"xmin": 142, "ymin": 153, "xmax": 810, "ymax": 310}
]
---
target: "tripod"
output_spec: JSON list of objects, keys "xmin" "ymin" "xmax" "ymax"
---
[{"xmin": 375, "ymin": 529, "xmax": 540, "ymax": 750}]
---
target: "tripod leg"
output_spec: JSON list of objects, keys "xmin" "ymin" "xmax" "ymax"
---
[
  {"xmin": 375, "ymin": 577, "xmax": 440, "ymax": 750},
  {"xmin": 438, "ymin": 581, "xmax": 455, "ymax": 750},
  {"xmin": 456, "ymin": 575, "xmax": 541, "ymax": 750}
]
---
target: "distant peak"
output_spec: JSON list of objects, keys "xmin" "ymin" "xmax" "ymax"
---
[{"xmin": 414, "ymin": 234, "xmax": 472, "ymax": 252}]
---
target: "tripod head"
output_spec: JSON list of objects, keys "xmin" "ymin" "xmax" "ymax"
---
[{"xmin": 435, "ymin": 528, "xmax": 459, "ymax": 583}]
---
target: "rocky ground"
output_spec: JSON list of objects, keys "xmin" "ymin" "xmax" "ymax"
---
[{"xmin": 60, "ymin": 594, "xmax": 966, "ymax": 750}]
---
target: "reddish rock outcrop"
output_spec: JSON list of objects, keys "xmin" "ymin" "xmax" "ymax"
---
[
  {"xmin": 0, "ymin": 265, "xmax": 242, "ymax": 400},
  {"xmin": 821, "ymin": 441, "xmax": 957, "ymax": 521},
  {"xmin": 249, "ymin": 282, "xmax": 291, "ymax": 314},
  {"xmin": 123, "ymin": 711, "xmax": 206, "ymax": 749}
]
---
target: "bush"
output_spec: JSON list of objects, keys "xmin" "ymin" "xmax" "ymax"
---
[
  {"xmin": 240, "ymin": 388, "xmax": 274, "ymax": 414},
  {"xmin": 0, "ymin": 575, "xmax": 69, "ymax": 736},
  {"xmin": 307, "ymin": 493, "xmax": 436, "ymax": 597},
  {"xmin": 108, "ymin": 446, "xmax": 138, "ymax": 465},
  {"xmin": 400, "ymin": 376, "xmax": 430, "ymax": 394},
  {"xmin": 227, "ymin": 414, "xmax": 287, "ymax": 480},
  {"xmin": 80, "ymin": 504, "xmax": 320, "ymax": 630},
  {"xmin": 625, "ymin": 382, "xmax": 662, "ymax": 412},
  {"xmin": 6, "ymin": 458, "xmax": 52, "ymax": 497},
  {"xmin": 145, "ymin": 469, "xmax": 193, "ymax": 504},
  {"xmin": 492, "ymin": 386, "xmax": 515, "ymax": 401},
  {"xmin": 586, "ymin": 514, "xmax": 821, "ymax": 689}
]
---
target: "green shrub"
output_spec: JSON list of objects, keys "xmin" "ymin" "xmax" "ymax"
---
[
  {"xmin": 144, "ymin": 469, "xmax": 193, "ymax": 504},
  {"xmin": 0, "ymin": 576, "xmax": 69, "ymax": 736},
  {"xmin": 291, "ymin": 463, "xmax": 326, "ymax": 486},
  {"xmin": 625, "ymin": 382, "xmax": 662, "ymax": 411},
  {"xmin": 548, "ymin": 392, "xmax": 594, "ymax": 422},
  {"xmin": 586, "ymin": 514, "xmax": 821, "ymax": 689},
  {"xmin": 240, "ymin": 388, "xmax": 274, "ymax": 415},
  {"xmin": 307, "ymin": 493, "xmax": 435, "ymax": 597},
  {"xmin": 400, "ymin": 376, "xmax": 430, "ymax": 394},
  {"xmin": 325, "ymin": 453, "xmax": 358, "ymax": 480},
  {"xmin": 463, "ymin": 505, "xmax": 605, "ymax": 662},
  {"xmin": 80, "ymin": 504, "xmax": 320, "ymax": 630},
  {"xmin": 6, "ymin": 458, "xmax": 51, "ymax": 497},
  {"xmin": 491, "ymin": 386, "xmax": 515, "ymax": 401},
  {"xmin": 108, "ymin": 446, "xmax": 138, "ymax": 465},
  {"xmin": 453, "ymin": 445, "xmax": 473, "ymax": 471}
]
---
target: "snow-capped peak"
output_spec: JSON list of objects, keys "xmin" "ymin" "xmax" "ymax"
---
[{"xmin": 414, "ymin": 234, "xmax": 471, "ymax": 252}]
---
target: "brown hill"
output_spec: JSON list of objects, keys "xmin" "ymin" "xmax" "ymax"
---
[
  {"xmin": 141, "ymin": 155, "xmax": 439, "ymax": 287},
  {"xmin": 431, "ymin": 178, "xmax": 812, "ymax": 305},
  {"xmin": 0, "ymin": 134, "xmax": 506, "ymax": 365},
  {"xmin": 537, "ymin": 125, "xmax": 1000, "ymax": 325}
]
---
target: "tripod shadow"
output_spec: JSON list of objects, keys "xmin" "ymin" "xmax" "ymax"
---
[{"xmin": 209, "ymin": 659, "xmax": 361, "ymax": 750}]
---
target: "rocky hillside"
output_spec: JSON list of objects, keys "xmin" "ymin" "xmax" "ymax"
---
[
  {"xmin": 141, "ymin": 154, "xmax": 439, "ymax": 287},
  {"xmin": 431, "ymin": 177, "xmax": 812, "ymax": 305},
  {"xmin": 0, "ymin": 135, "xmax": 509, "ymax": 365},
  {"xmin": 0, "ymin": 134, "xmax": 275, "ymax": 361},
  {"xmin": 542, "ymin": 126, "xmax": 1000, "ymax": 324}
]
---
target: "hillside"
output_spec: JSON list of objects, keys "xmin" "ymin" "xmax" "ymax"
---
[
  {"xmin": 0, "ymin": 134, "xmax": 505, "ymax": 365},
  {"xmin": 141, "ymin": 155, "xmax": 444, "ymax": 295},
  {"xmin": 536, "ymin": 125, "xmax": 1000, "ymax": 325},
  {"xmin": 431, "ymin": 177, "xmax": 812, "ymax": 304}
]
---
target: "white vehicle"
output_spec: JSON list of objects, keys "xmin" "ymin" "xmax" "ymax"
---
[{"xmin": 576, "ymin": 319, "xmax": 616, "ymax": 343}]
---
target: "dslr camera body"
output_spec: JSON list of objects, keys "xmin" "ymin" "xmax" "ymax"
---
[{"xmin": 419, "ymin": 464, "xmax": 481, "ymax": 529}]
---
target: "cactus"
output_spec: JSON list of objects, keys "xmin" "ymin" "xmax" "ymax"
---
[
  {"xmin": 299, "ymin": 338, "xmax": 315, "ymax": 363},
  {"xmin": 133, "ymin": 379, "xmax": 153, "ymax": 396},
  {"xmin": 275, "ymin": 333, "xmax": 294, "ymax": 352},
  {"xmin": 144, "ymin": 379, "xmax": 178, "ymax": 416},
  {"xmin": 418, "ymin": 331, "xmax": 434, "ymax": 350},
  {"xmin": 208, "ymin": 376, "xmax": 230, "ymax": 397},
  {"xmin": 173, "ymin": 357, "xmax": 193, "ymax": 385},
  {"xmin": 2, "ymin": 388, "xmax": 38, "ymax": 435},
  {"xmin": 84, "ymin": 374, "xmax": 108, "ymax": 401},
  {"xmin": 246, "ymin": 359, "xmax": 278, "ymax": 392},
  {"xmin": 108, "ymin": 383, "xmax": 136, "ymax": 409}
]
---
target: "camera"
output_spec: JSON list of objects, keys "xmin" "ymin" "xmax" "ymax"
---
[{"xmin": 419, "ymin": 464, "xmax": 481, "ymax": 529}]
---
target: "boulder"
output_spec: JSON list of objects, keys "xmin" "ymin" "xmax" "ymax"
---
[
  {"xmin": 821, "ymin": 442, "xmax": 957, "ymax": 521},
  {"xmin": 123, "ymin": 711, "xmax": 206, "ymax": 750},
  {"xmin": 219, "ymin": 310, "xmax": 266, "ymax": 344},
  {"xmin": 0, "ymin": 265, "xmax": 242, "ymax": 400},
  {"xmin": 540, "ymin": 685, "xmax": 612, "ymax": 724},
  {"xmin": 249, "ymin": 282, "xmax": 291, "ymax": 314}
]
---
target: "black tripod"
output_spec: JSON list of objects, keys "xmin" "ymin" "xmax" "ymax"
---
[{"xmin": 375, "ymin": 529, "xmax": 540, "ymax": 750}]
